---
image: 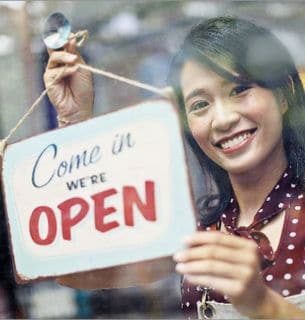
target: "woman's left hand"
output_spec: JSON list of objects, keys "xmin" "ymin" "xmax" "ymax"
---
[{"xmin": 174, "ymin": 231, "xmax": 268, "ymax": 317}]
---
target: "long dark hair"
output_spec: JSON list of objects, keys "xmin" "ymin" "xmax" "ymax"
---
[{"xmin": 168, "ymin": 16, "xmax": 305, "ymax": 226}]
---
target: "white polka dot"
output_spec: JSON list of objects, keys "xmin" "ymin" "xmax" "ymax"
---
[
  {"xmin": 291, "ymin": 183, "xmax": 296, "ymax": 188},
  {"xmin": 278, "ymin": 203, "xmax": 284, "ymax": 208},
  {"xmin": 289, "ymin": 232, "xmax": 296, "ymax": 238},
  {"xmin": 266, "ymin": 196, "xmax": 271, "ymax": 202},
  {"xmin": 292, "ymin": 218, "xmax": 299, "ymax": 224},
  {"xmin": 284, "ymin": 172, "xmax": 288, "ymax": 178},
  {"xmin": 295, "ymin": 206, "xmax": 301, "ymax": 211},
  {"xmin": 186, "ymin": 301, "xmax": 190, "ymax": 307},
  {"xmin": 275, "ymin": 184, "xmax": 280, "ymax": 190},
  {"xmin": 233, "ymin": 208, "xmax": 237, "ymax": 213},
  {"xmin": 230, "ymin": 198, "xmax": 234, "ymax": 203},
  {"xmin": 187, "ymin": 287, "xmax": 190, "ymax": 292},
  {"xmin": 266, "ymin": 274, "xmax": 273, "ymax": 281},
  {"xmin": 222, "ymin": 214, "xmax": 227, "ymax": 218},
  {"xmin": 263, "ymin": 219, "xmax": 269, "ymax": 225},
  {"xmin": 302, "ymin": 274, "xmax": 305, "ymax": 280},
  {"xmin": 288, "ymin": 244, "xmax": 295, "ymax": 250},
  {"xmin": 286, "ymin": 193, "xmax": 291, "ymax": 198},
  {"xmin": 258, "ymin": 208, "xmax": 263, "ymax": 213},
  {"xmin": 286, "ymin": 258, "xmax": 293, "ymax": 264},
  {"xmin": 206, "ymin": 227, "xmax": 211, "ymax": 231},
  {"xmin": 298, "ymin": 194, "xmax": 304, "ymax": 199},
  {"xmin": 284, "ymin": 273, "xmax": 292, "ymax": 280},
  {"xmin": 196, "ymin": 286, "xmax": 201, "ymax": 291},
  {"xmin": 282, "ymin": 289, "xmax": 290, "ymax": 296},
  {"xmin": 197, "ymin": 222, "xmax": 201, "ymax": 227}
]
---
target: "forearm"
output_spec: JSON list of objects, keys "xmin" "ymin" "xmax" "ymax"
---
[{"xmin": 248, "ymin": 288, "xmax": 305, "ymax": 319}]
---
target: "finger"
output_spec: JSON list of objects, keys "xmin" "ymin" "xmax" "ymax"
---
[
  {"xmin": 47, "ymin": 51, "xmax": 78, "ymax": 69},
  {"xmin": 185, "ymin": 231, "xmax": 256, "ymax": 250},
  {"xmin": 174, "ymin": 244, "xmax": 255, "ymax": 264},
  {"xmin": 176, "ymin": 259, "xmax": 252, "ymax": 280},
  {"xmin": 64, "ymin": 36, "xmax": 78, "ymax": 54},
  {"xmin": 44, "ymin": 65, "xmax": 79, "ymax": 85}
]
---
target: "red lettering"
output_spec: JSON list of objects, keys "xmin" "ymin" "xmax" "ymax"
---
[
  {"xmin": 29, "ymin": 182, "xmax": 157, "ymax": 245},
  {"xmin": 29, "ymin": 206, "xmax": 57, "ymax": 245},
  {"xmin": 58, "ymin": 197, "xmax": 89, "ymax": 240},
  {"xmin": 123, "ymin": 181, "xmax": 156, "ymax": 226},
  {"xmin": 91, "ymin": 188, "xmax": 119, "ymax": 232}
]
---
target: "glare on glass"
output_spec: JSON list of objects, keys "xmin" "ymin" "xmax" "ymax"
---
[{"xmin": 42, "ymin": 12, "xmax": 71, "ymax": 50}]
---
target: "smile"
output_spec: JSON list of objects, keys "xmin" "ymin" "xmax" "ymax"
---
[{"xmin": 215, "ymin": 129, "xmax": 257, "ymax": 152}]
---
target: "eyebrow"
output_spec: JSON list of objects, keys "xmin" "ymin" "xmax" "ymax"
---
[{"xmin": 184, "ymin": 77, "xmax": 247, "ymax": 104}]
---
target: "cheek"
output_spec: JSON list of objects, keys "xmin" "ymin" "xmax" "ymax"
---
[
  {"xmin": 245, "ymin": 94, "xmax": 266, "ymax": 118},
  {"xmin": 187, "ymin": 118, "xmax": 211, "ymax": 149}
]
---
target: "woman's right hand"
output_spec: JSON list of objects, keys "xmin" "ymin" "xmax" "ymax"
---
[{"xmin": 43, "ymin": 39, "xmax": 94, "ymax": 127}]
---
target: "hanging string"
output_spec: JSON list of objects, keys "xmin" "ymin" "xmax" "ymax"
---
[
  {"xmin": 0, "ymin": 65, "xmax": 67, "ymax": 157},
  {"xmin": 0, "ymin": 61, "xmax": 174, "ymax": 158},
  {"xmin": 79, "ymin": 64, "xmax": 168, "ymax": 96}
]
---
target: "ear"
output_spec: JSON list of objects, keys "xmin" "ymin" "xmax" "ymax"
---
[
  {"xmin": 276, "ymin": 90, "xmax": 288, "ymax": 115},
  {"xmin": 280, "ymin": 97, "xmax": 288, "ymax": 115}
]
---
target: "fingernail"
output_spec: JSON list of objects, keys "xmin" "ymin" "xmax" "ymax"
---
[
  {"xmin": 175, "ymin": 263, "xmax": 184, "ymax": 272},
  {"xmin": 173, "ymin": 252, "xmax": 181, "ymax": 261},
  {"xmin": 183, "ymin": 235, "xmax": 192, "ymax": 244},
  {"xmin": 174, "ymin": 252, "xmax": 185, "ymax": 262}
]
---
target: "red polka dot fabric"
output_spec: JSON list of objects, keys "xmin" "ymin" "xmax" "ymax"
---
[{"xmin": 181, "ymin": 166, "xmax": 305, "ymax": 317}]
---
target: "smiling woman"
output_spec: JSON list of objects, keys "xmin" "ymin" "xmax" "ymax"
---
[{"xmin": 168, "ymin": 16, "xmax": 305, "ymax": 319}]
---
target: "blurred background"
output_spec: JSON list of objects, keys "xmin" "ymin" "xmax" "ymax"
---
[{"xmin": 1, "ymin": 0, "xmax": 305, "ymax": 318}]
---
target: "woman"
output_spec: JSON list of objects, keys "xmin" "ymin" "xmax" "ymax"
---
[
  {"xmin": 44, "ymin": 16, "xmax": 305, "ymax": 318},
  {"xmin": 168, "ymin": 16, "xmax": 305, "ymax": 319}
]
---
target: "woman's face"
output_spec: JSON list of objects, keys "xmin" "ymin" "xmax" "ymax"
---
[{"xmin": 180, "ymin": 59, "xmax": 288, "ymax": 175}]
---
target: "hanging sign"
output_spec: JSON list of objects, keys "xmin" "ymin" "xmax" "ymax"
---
[{"xmin": 2, "ymin": 99, "xmax": 196, "ymax": 282}]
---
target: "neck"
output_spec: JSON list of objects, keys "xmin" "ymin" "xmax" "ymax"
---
[{"xmin": 228, "ymin": 147, "xmax": 287, "ymax": 224}]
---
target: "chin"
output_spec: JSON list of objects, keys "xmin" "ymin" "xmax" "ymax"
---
[{"xmin": 216, "ymin": 157, "xmax": 263, "ymax": 176}]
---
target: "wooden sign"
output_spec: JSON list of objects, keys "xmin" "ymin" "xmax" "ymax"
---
[{"xmin": 2, "ymin": 99, "xmax": 196, "ymax": 283}]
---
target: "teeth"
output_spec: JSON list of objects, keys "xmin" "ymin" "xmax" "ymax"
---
[{"xmin": 220, "ymin": 132, "xmax": 252, "ymax": 149}]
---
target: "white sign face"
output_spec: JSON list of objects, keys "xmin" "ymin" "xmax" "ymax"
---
[{"xmin": 2, "ymin": 99, "xmax": 196, "ymax": 281}]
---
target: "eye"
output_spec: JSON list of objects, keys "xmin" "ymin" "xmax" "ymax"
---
[
  {"xmin": 230, "ymin": 85, "xmax": 252, "ymax": 96},
  {"xmin": 189, "ymin": 100, "xmax": 209, "ymax": 113}
]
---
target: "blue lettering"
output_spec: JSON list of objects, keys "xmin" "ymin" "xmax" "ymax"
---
[
  {"xmin": 32, "ymin": 144, "xmax": 57, "ymax": 188},
  {"xmin": 32, "ymin": 144, "xmax": 102, "ymax": 189},
  {"xmin": 57, "ymin": 161, "xmax": 68, "ymax": 177}
]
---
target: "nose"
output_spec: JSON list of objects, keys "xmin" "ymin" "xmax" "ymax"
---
[{"xmin": 211, "ymin": 100, "xmax": 240, "ymax": 131}]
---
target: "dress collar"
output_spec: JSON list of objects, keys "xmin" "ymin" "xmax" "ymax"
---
[{"xmin": 221, "ymin": 165, "xmax": 296, "ymax": 268}]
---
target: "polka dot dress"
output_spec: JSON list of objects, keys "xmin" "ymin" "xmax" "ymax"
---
[{"xmin": 181, "ymin": 166, "xmax": 305, "ymax": 317}]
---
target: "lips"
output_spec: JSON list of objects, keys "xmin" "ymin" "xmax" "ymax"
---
[{"xmin": 215, "ymin": 128, "xmax": 257, "ymax": 150}]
